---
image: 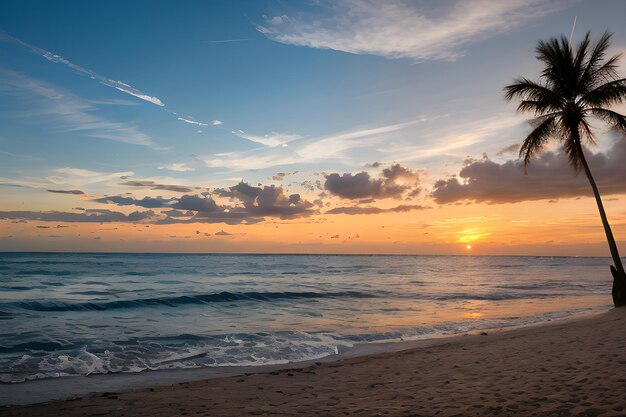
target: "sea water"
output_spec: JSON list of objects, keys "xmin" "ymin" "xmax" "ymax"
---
[{"xmin": 0, "ymin": 252, "xmax": 614, "ymax": 383}]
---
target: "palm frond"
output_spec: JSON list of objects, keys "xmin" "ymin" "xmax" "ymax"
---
[
  {"xmin": 578, "ymin": 31, "xmax": 613, "ymax": 92},
  {"xmin": 519, "ymin": 116, "xmax": 556, "ymax": 173},
  {"xmin": 504, "ymin": 78, "xmax": 560, "ymax": 108},
  {"xmin": 536, "ymin": 35, "xmax": 575, "ymax": 98},
  {"xmin": 506, "ymin": 31, "xmax": 625, "ymax": 174},
  {"xmin": 517, "ymin": 100, "xmax": 554, "ymax": 114},
  {"xmin": 579, "ymin": 118, "xmax": 597, "ymax": 146},
  {"xmin": 590, "ymin": 108, "xmax": 626, "ymax": 133},
  {"xmin": 581, "ymin": 78, "xmax": 626, "ymax": 107},
  {"xmin": 593, "ymin": 53, "xmax": 622, "ymax": 85}
]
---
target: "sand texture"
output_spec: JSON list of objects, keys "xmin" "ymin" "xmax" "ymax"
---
[{"xmin": 4, "ymin": 308, "xmax": 626, "ymax": 417}]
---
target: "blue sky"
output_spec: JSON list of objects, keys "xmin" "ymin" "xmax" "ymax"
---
[{"xmin": 1, "ymin": 0, "xmax": 626, "ymax": 253}]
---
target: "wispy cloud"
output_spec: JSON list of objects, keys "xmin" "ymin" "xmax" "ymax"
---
[
  {"xmin": 399, "ymin": 115, "xmax": 525, "ymax": 161},
  {"xmin": 0, "ymin": 30, "xmax": 225, "ymax": 129},
  {"xmin": 158, "ymin": 163, "xmax": 195, "ymax": 172},
  {"xmin": 48, "ymin": 167, "xmax": 134, "ymax": 186},
  {"xmin": 205, "ymin": 119, "xmax": 422, "ymax": 170},
  {"xmin": 231, "ymin": 130, "xmax": 301, "ymax": 147},
  {"xmin": 0, "ymin": 30, "xmax": 165, "ymax": 106},
  {"xmin": 257, "ymin": 0, "xmax": 566, "ymax": 61},
  {"xmin": 0, "ymin": 68, "xmax": 158, "ymax": 148}
]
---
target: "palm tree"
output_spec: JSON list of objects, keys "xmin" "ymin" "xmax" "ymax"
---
[{"xmin": 504, "ymin": 31, "xmax": 626, "ymax": 307}]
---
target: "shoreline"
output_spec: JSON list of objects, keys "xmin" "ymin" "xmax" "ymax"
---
[
  {"xmin": 4, "ymin": 307, "xmax": 625, "ymax": 415},
  {"xmin": 0, "ymin": 308, "xmax": 603, "ymax": 406}
]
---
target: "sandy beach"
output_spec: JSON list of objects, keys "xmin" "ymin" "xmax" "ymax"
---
[{"xmin": 2, "ymin": 308, "xmax": 625, "ymax": 417}]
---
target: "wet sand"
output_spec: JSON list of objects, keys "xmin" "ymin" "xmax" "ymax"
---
[{"xmin": 4, "ymin": 308, "xmax": 626, "ymax": 416}]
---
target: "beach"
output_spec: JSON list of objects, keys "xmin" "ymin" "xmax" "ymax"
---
[{"xmin": 4, "ymin": 308, "xmax": 626, "ymax": 417}]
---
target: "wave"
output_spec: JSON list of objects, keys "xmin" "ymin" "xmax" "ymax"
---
[{"xmin": 0, "ymin": 291, "xmax": 376, "ymax": 313}]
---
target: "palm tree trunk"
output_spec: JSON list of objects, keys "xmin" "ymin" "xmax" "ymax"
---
[{"xmin": 578, "ymin": 142, "xmax": 626, "ymax": 307}]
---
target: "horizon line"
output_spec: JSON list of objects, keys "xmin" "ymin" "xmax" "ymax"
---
[{"xmin": 0, "ymin": 251, "xmax": 616, "ymax": 259}]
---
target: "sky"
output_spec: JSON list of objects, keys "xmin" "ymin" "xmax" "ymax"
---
[{"xmin": 1, "ymin": 0, "xmax": 626, "ymax": 255}]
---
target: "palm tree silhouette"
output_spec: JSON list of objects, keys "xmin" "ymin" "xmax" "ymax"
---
[{"xmin": 504, "ymin": 31, "xmax": 626, "ymax": 306}]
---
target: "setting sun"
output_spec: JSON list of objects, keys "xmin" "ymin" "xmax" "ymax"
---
[{"xmin": 466, "ymin": 244, "xmax": 472, "ymax": 250}]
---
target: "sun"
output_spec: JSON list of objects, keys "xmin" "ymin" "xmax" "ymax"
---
[{"xmin": 466, "ymin": 244, "xmax": 472, "ymax": 251}]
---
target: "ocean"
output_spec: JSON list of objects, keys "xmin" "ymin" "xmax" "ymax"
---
[{"xmin": 0, "ymin": 252, "xmax": 614, "ymax": 383}]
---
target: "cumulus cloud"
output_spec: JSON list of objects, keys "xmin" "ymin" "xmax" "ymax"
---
[
  {"xmin": 272, "ymin": 170, "xmax": 299, "ymax": 181},
  {"xmin": 0, "ymin": 209, "xmax": 154, "ymax": 223},
  {"xmin": 163, "ymin": 209, "xmax": 194, "ymax": 218},
  {"xmin": 93, "ymin": 194, "xmax": 221, "ymax": 212},
  {"xmin": 324, "ymin": 163, "xmax": 420, "ymax": 199},
  {"xmin": 47, "ymin": 189, "xmax": 85, "ymax": 195},
  {"xmin": 432, "ymin": 138, "xmax": 626, "ymax": 204},
  {"xmin": 215, "ymin": 182, "xmax": 315, "ymax": 219},
  {"xmin": 257, "ymin": 0, "xmax": 565, "ymax": 61},
  {"xmin": 93, "ymin": 181, "xmax": 317, "ymax": 225}
]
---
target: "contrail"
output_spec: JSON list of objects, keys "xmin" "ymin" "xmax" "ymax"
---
[
  {"xmin": 204, "ymin": 38, "xmax": 249, "ymax": 44},
  {"xmin": 0, "ymin": 30, "xmax": 165, "ymax": 107},
  {"xmin": 0, "ymin": 30, "xmax": 224, "ymax": 130},
  {"xmin": 568, "ymin": 16, "xmax": 577, "ymax": 49}
]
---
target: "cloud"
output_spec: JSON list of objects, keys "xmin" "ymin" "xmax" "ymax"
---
[
  {"xmin": 215, "ymin": 230, "xmax": 232, "ymax": 236},
  {"xmin": 94, "ymin": 194, "xmax": 221, "ymax": 212},
  {"xmin": 496, "ymin": 143, "xmax": 520, "ymax": 157},
  {"xmin": 205, "ymin": 119, "xmax": 422, "ymax": 170},
  {"xmin": 93, "ymin": 195, "xmax": 175, "ymax": 209},
  {"xmin": 163, "ymin": 209, "xmax": 194, "ymax": 218},
  {"xmin": 120, "ymin": 180, "xmax": 195, "ymax": 193},
  {"xmin": 215, "ymin": 182, "xmax": 315, "ymax": 219},
  {"xmin": 272, "ymin": 170, "xmax": 299, "ymax": 181},
  {"xmin": 47, "ymin": 189, "xmax": 85, "ymax": 195},
  {"xmin": 0, "ymin": 30, "xmax": 165, "ymax": 106},
  {"xmin": 94, "ymin": 182, "xmax": 317, "ymax": 224},
  {"xmin": 257, "ymin": 0, "xmax": 565, "ymax": 61},
  {"xmin": 158, "ymin": 163, "xmax": 195, "ymax": 172},
  {"xmin": 432, "ymin": 137, "xmax": 626, "ymax": 204},
  {"xmin": 231, "ymin": 130, "xmax": 301, "ymax": 147},
  {"xmin": 326, "ymin": 204, "xmax": 428, "ymax": 215},
  {"xmin": 45, "ymin": 167, "xmax": 134, "ymax": 188},
  {"xmin": 388, "ymin": 115, "xmax": 525, "ymax": 163},
  {"xmin": 0, "ymin": 69, "xmax": 158, "ymax": 148},
  {"xmin": 178, "ymin": 117, "xmax": 208, "ymax": 126},
  {"xmin": 324, "ymin": 163, "xmax": 420, "ymax": 199},
  {"xmin": 204, "ymin": 38, "xmax": 249, "ymax": 44},
  {"xmin": 0, "ymin": 31, "xmax": 228, "ymax": 135},
  {"xmin": 0, "ymin": 209, "xmax": 155, "ymax": 223}
]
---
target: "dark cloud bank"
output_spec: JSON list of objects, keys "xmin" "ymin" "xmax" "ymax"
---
[
  {"xmin": 432, "ymin": 138, "xmax": 626, "ymax": 204},
  {"xmin": 92, "ymin": 182, "xmax": 316, "ymax": 225},
  {"xmin": 324, "ymin": 164, "xmax": 420, "ymax": 200}
]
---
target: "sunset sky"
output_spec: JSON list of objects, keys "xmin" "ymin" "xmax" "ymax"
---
[{"xmin": 1, "ymin": 0, "xmax": 625, "ymax": 255}]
